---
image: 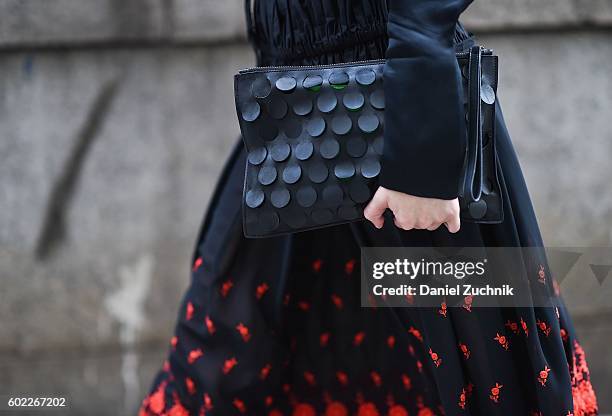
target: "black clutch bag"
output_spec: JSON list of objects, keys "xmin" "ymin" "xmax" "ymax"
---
[{"xmin": 234, "ymin": 45, "xmax": 502, "ymax": 238}]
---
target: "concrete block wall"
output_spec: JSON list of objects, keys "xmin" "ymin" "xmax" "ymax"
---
[{"xmin": 1, "ymin": 1, "xmax": 611, "ymax": 414}]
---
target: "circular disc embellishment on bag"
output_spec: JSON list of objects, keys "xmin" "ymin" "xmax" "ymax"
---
[
  {"xmin": 338, "ymin": 205, "xmax": 360, "ymax": 220},
  {"xmin": 468, "ymin": 199, "xmax": 488, "ymax": 219},
  {"xmin": 271, "ymin": 143, "xmax": 291, "ymax": 162},
  {"xmin": 308, "ymin": 162, "xmax": 328, "ymax": 183},
  {"xmin": 294, "ymin": 141, "xmax": 314, "ymax": 160},
  {"xmin": 247, "ymin": 147, "xmax": 267, "ymax": 165},
  {"xmin": 258, "ymin": 166, "xmax": 277, "ymax": 185},
  {"xmin": 331, "ymin": 115, "xmax": 352, "ymax": 135},
  {"xmin": 358, "ymin": 114, "xmax": 380, "ymax": 133},
  {"xmin": 259, "ymin": 211, "xmax": 280, "ymax": 232},
  {"xmin": 320, "ymin": 138, "xmax": 340, "ymax": 159},
  {"xmin": 252, "ymin": 77, "xmax": 272, "ymax": 99},
  {"xmin": 306, "ymin": 117, "xmax": 326, "ymax": 137},
  {"xmin": 346, "ymin": 137, "xmax": 367, "ymax": 158},
  {"xmin": 343, "ymin": 92, "xmax": 365, "ymax": 111},
  {"xmin": 282, "ymin": 164, "xmax": 302, "ymax": 184},
  {"xmin": 245, "ymin": 189, "xmax": 265, "ymax": 208},
  {"xmin": 296, "ymin": 186, "xmax": 317, "ymax": 207},
  {"xmin": 480, "ymin": 82, "xmax": 496, "ymax": 105},
  {"xmin": 360, "ymin": 158, "xmax": 381, "ymax": 178},
  {"xmin": 334, "ymin": 161, "xmax": 355, "ymax": 179},
  {"xmin": 356, "ymin": 69, "xmax": 376, "ymax": 86},
  {"xmin": 242, "ymin": 101, "xmax": 261, "ymax": 122},
  {"xmin": 349, "ymin": 181, "xmax": 371, "ymax": 203},
  {"xmin": 322, "ymin": 184, "xmax": 343, "ymax": 205},
  {"xmin": 276, "ymin": 76, "xmax": 297, "ymax": 93},
  {"xmin": 268, "ymin": 98, "xmax": 288, "ymax": 119},
  {"xmin": 271, "ymin": 188, "xmax": 291, "ymax": 208},
  {"xmin": 369, "ymin": 90, "xmax": 385, "ymax": 110},
  {"xmin": 317, "ymin": 92, "xmax": 338, "ymax": 113},
  {"xmin": 293, "ymin": 98, "xmax": 313, "ymax": 116},
  {"xmin": 312, "ymin": 208, "xmax": 334, "ymax": 224},
  {"xmin": 329, "ymin": 72, "xmax": 349, "ymax": 90},
  {"xmin": 303, "ymin": 75, "xmax": 323, "ymax": 92}
]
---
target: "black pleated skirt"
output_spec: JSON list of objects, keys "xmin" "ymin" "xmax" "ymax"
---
[{"xmin": 139, "ymin": 1, "xmax": 598, "ymax": 415}]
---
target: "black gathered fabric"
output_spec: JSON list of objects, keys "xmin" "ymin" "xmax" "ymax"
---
[{"xmin": 139, "ymin": 1, "xmax": 598, "ymax": 415}]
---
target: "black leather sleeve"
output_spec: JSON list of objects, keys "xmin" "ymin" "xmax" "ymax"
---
[{"xmin": 380, "ymin": 0, "xmax": 474, "ymax": 200}]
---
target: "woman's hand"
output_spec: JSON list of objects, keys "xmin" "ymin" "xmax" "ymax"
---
[{"xmin": 364, "ymin": 186, "xmax": 461, "ymax": 233}]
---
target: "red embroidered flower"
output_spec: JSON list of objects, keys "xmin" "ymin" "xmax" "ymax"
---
[
  {"xmin": 416, "ymin": 360, "xmax": 423, "ymax": 373},
  {"xmin": 387, "ymin": 335, "xmax": 396, "ymax": 348},
  {"xmin": 325, "ymin": 401, "xmax": 348, "ymax": 416},
  {"xmin": 236, "ymin": 323, "xmax": 251, "ymax": 342},
  {"xmin": 269, "ymin": 410, "xmax": 283, "ymax": 416},
  {"xmin": 429, "ymin": 348, "xmax": 442, "ymax": 367},
  {"xmin": 354, "ymin": 331, "xmax": 365, "ymax": 346},
  {"xmin": 505, "ymin": 320, "xmax": 519, "ymax": 334},
  {"xmin": 536, "ymin": 319, "xmax": 551, "ymax": 337},
  {"xmin": 401, "ymin": 374, "xmax": 412, "ymax": 390},
  {"xmin": 388, "ymin": 404, "xmax": 408, "ymax": 416},
  {"xmin": 331, "ymin": 294, "xmax": 344, "ymax": 309},
  {"xmin": 256, "ymin": 282, "xmax": 270, "ymax": 300},
  {"xmin": 320, "ymin": 332, "xmax": 330, "ymax": 347},
  {"xmin": 336, "ymin": 371, "xmax": 348, "ymax": 386},
  {"xmin": 185, "ymin": 302, "xmax": 195, "ymax": 320},
  {"xmin": 203, "ymin": 393, "xmax": 212, "ymax": 410},
  {"xmin": 408, "ymin": 326, "xmax": 423, "ymax": 342},
  {"xmin": 357, "ymin": 402, "xmax": 379, "ymax": 416},
  {"xmin": 233, "ymin": 398, "xmax": 246, "ymax": 413},
  {"xmin": 148, "ymin": 381, "xmax": 167, "ymax": 413},
  {"xmin": 192, "ymin": 257, "xmax": 203, "ymax": 272},
  {"xmin": 293, "ymin": 403, "xmax": 316, "ymax": 416},
  {"xmin": 312, "ymin": 259, "xmax": 323, "ymax": 273},
  {"xmin": 185, "ymin": 377, "xmax": 196, "ymax": 395},
  {"xmin": 298, "ymin": 301, "xmax": 310, "ymax": 311},
  {"xmin": 222, "ymin": 357, "xmax": 238, "ymax": 374},
  {"xmin": 370, "ymin": 371, "xmax": 382, "ymax": 387},
  {"xmin": 205, "ymin": 315, "xmax": 216, "ymax": 334},
  {"xmin": 560, "ymin": 328, "xmax": 569, "ymax": 342},
  {"xmin": 187, "ymin": 348, "xmax": 203, "ymax": 364},
  {"xmin": 537, "ymin": 366, "xmax": 551, "ymax": 386},
  {"xmin": 458, "ymin": 388, "xmax": 467, "ymax": 409},
  {"xmin": 265, "ymin": 396, "xmax": 273, "ymax": 407},
  {"xmin": 458, "ymin": 342, "xmax": 471, "ymax": 359},
  {"xmin": 170, "ymin": 336, "xmax": 178, "ymax": 349},
  {"xmin": 417, "ymin": 407, "xmax": 434, "ymax": 416},
  {"xmin": 303, "ymin": 371, "xmax": 316, "ymax": 386},
  {"xmin": 520, "ymin": 317, "xmax": 529, "ymax": 337},
  {"xmin": 345, "ymin": 258, "xmax": 356, "ymax": 275},
  {"xmin": 260, "ymin": 364, "xmax": 272, "ymax": 380},
  {"xmin": 220, "ymin": 279, "xmax": 234, "ymax": 297},
  {"xmin": 494, "ymin": 333, "xmax": 510, "ymax": 350},
  {"xmin": 463, "ymin": 295, "xmax": 473, "ymax": 311},
  {"xmin": 168, "ymin": 400, "xmax": 189, "ymax": 416},
  {"xmin": 489, "ymin": 383, "xmax": 503, "ymax": 403},
  {"xmin": 439, "ymin": 301, "xmax": 447, "ymax": 317}
]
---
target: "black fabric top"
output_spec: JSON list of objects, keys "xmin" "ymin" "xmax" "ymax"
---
[{"xmin": 247, "ymin": 0, "xmax": 475, "ymax": 200}]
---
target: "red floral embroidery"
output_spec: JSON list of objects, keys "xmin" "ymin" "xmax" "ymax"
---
[
  {"xmin": 571, "ymin": 340, "xmax": 598, "ymax": 416},
  {"xmin": 205, "ymin": 315, "xmax": 216, "ymax": 334},
  {"xmin": 520, "ymin": 317, "xmax": 529, "ymax": 337},
  {"xmin": 489, "ymin": 383, "xmax": 503, "ymax": 403},
  {"xmin": 370, "ymin": 371, "xmax": 382, "ymax": 387},
  {"xmin": 417, "ymin": 407, "xmax": 434, "ymax": 416},
  {"xmin": 326, "ymin": 401, "xmax": 348, "ymax": 416},
  {"xmin": 354, "ymin": 331, "xmax": 365, "ymax": 346},
  {"xmin": 185, "ymin": 302, "xmax": 194, "ymax": 320},
  {"xmin": 416, "ymin": 360, "xmax": 423, "ymax": 373},
  {"xmin": 408, "ymin": 326, "xmax": 423, "ymax": 342},
  {"xmin": 148, "ymin": 380, "xmax": 167, "ymax": 413},
  {"xmin": 387, "ymin": 335, "xmax": 396, "ymax": 349},
  {"xmin": 320, "ymin": 332, "xmax": 330, "ymax": 347},
  {"xmin": 312, "ymin": 259, "xmax": 323, "ymax": 273},
  {"xmin": 222, "ymin": 357, "xmax": 238, "ymax": 374},
  {"xmin": 458, "ymin": 342, "xmax": 471, "ymax": 359},
  {"xmin": 203, "ymin": 393, "xmax": 212, "ymax": 411},
  {"xmin": 303, "ymin": 371, "xmax": 316, "ymax": 386},
  {"xmin": 537, "ymin": 366, "xmax": 550, "ymax": 386},
  {"xmin": 187, "ymin": 348, "xmax": 203, "ymax": 364},
  {"xmin": 192, "ymin": 257, "xmax": 203, "ymax": 272},
  {"xmin": 429, "ymin": 348, "xmax": 442, "ymax": 367},
  {"xmin": 170, "ymin": 336, "xmax": 177, "ymax": 349},
  {"xmin": 357, "ymin": 402, "xmax": 379, "ymax": 416},
  {"xmin": 168, "ymin": 393, "xmax": 189, "ymax": 416},
  {"xmin": 298, "ymin": 301, "xmax": 310, "ymax": 311},
  {"xmin": 560, "ymin": 328, "xmax": 569, "ymax": 343},
  {"xmin": 265, "ymin": 396, "xmax": 273, "ymax": 407},
  {"xmin": 256, "ymin": 282, "xmax": 270, "ymax": 300},
  {"xmin": 345, "ymin": 258, "xmax": 356, "ymax": 275},
  {"xmin": 538, "ymin": 264, "xmax": 546, "ymax": 284},
  {"xmin": 270, "ymin": 409, "xmax": 283, "ymax": 416},
  {"xmin": 220, "ymin": 279, "xmax": 234, "ymax": 297},
  {"xmin": 494, "ymin": 333, "xmax": 510, "ymax": 350},
  {"xmin": 336, "ymin": 371, "xmax": 348, "ymax": 386},
  {"xmin": 331, "ymin": 294, "xmax": 344, "ymax": 309},
  {"xmin": 388, "ymin": 404, "xmax": 408, "ymax": 416},
  {"xmin": 260, "ymin": 363, "xmax": 272, "ymax": 380},
  {"xmin": 396, "ymin": 374, "xmax": 409, "ymax": 391},
  {"xmin": 536, "ymin": 319, "xmax": 551, "ymax": 337},
  {"xmin": 505, "ymin": 320, "xmax": 520, "ymax": 335},
  {"xmin": 233, "ymin": 398, "xmax": 247, "ymax": 413},
  {"xmin": 439, "ymin": 301, "xmax": 447, "ymax": 317},
  {"xmin": 185, "ymin": 377, "xmax": 196, "ymax": 395},
  {"xmin": 294, "ymin": 403, "xmax": 316, "ymax": 416},
  {"xmin": 236, "ymin": 323, "xmax": 251, "ymax": 342},
  {"xmin": 458, "ymin": 388, "xmax": 467, "ymax": 409}
]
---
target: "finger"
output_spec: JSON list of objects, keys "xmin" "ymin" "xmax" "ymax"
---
[
  {"xmin": 394, "ymin": 214, "xmax": 415, "ymax": 231},
  {"xmin": 364, "ymin": 190, "xmax": 388, "ymax": 229},
  {"xmin": 427, "ymin": 223, "xmax": 440, "ymax": 231},
  {"xmin": 444, "ymin": 214, "xmax": 461, "ymax": 233}
]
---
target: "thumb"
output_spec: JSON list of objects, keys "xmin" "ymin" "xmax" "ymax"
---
[
  {"xmin": 364, "ymin": 188, "xmax": 388, "ymax": 229},
  {"xmin": 444, "ymin": 212, "xmax": 461, "ymax": 234}
]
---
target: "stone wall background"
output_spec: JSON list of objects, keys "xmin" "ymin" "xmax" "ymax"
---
[{"xmin": 1, "ymin": 1, "xmax": 611, "ymax": 414}]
